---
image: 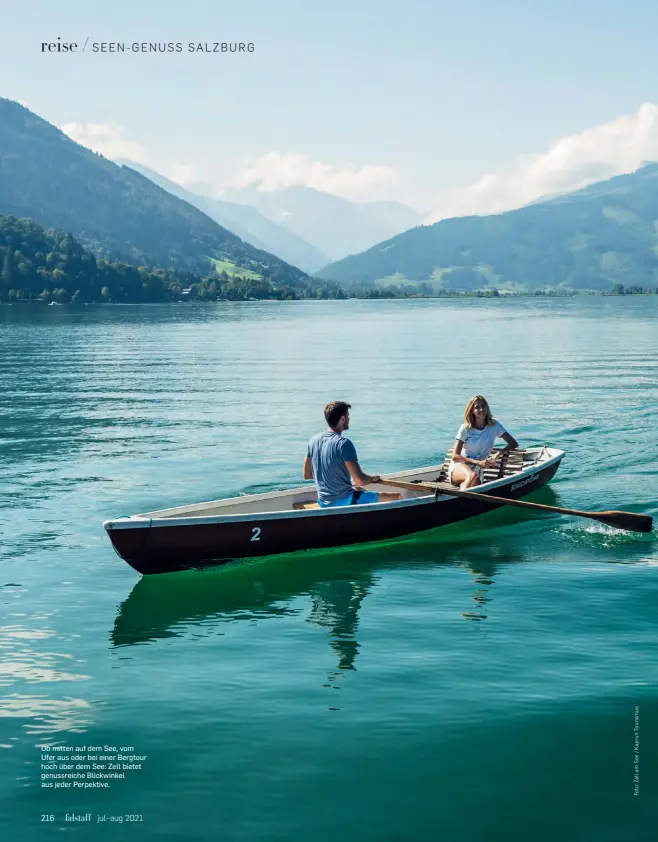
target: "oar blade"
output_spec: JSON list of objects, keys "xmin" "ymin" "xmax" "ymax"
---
[{"xmin": 594, "ymin": 511, "xmax": 653, "ymax": 534}]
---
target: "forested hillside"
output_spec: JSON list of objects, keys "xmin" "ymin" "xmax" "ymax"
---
[
  {"xmin": 317, "ymin": 164, "xmax": 658, "ymax": 292},
  {"xmin": 0, "ymin": 215, "xmax": 344, "ymax": 302}
]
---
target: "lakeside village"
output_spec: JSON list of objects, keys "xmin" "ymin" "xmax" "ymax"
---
[
  {"xmin": 172, "ymin": 282, "xmax": 658, "ymax": 301},
  {"xmin": 3, "ymin": 282, "xmax": 657, "ymax": 305}
]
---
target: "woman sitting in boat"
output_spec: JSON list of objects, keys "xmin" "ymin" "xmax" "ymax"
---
[{"xmin": 448, "ymin": 395, "xmax": 519, "ymax": 490}]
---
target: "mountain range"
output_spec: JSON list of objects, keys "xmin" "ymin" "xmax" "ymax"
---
[
  {"xmin": 316, "ymin": 164, "xmax": 658, "ymax": 292},
  {"xmin": 0, "ymin": 97, "xmax": 318, "ymax": 292},
  {"xmin": 116, "ymin": 161, "xmax": 332, "ymax": 273},
  {"xmin": 124, "ymin": 171, "xmax": 424, "ymax": 268},
  {"xmin": 4, "ymin": 96, "xmax": 658, "ymax": 296},
  {"xmin": 220, "ymin": 183, "xmax": 423, "ymax": 262}
]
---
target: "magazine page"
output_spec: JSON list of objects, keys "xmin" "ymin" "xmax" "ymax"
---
[{"xmin": 1, "ymin": 2, "xmax": 656, "ymax": 840}]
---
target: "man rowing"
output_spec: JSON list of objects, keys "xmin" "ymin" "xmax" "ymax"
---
[{"xmin": 303, "ymin": 401, "xmax": 401, "ymax": 507}]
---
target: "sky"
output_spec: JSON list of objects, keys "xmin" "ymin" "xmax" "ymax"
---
[{"xmin": 3, "ymin": 0, "xmax": 658, "ymax": 218}]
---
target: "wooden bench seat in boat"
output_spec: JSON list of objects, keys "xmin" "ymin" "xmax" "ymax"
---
[{"xmin": 435, "ymin": 447, "xmax": 529, "ymax": 485}]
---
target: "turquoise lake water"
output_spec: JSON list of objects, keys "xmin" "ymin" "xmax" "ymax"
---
[{"xmin": 1, "ymin": 297, "xmax": 657, "ymax": 841}]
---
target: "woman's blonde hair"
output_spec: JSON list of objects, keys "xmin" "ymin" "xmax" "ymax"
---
[{"xmin": 464, "ymin": 395, "xmax": 494, "ymax": 429}]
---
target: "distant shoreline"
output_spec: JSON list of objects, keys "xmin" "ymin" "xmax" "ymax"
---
[{"xmin": 3, "ymin": 290, "xmax": 657, "ymax": 306}]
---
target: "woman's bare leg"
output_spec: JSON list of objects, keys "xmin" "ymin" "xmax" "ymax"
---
[{"xmin": 450, "ymin": 464, "xmax": 481, "ymax": 490}]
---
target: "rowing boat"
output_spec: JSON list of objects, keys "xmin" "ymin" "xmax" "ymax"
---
[{"xmin": 102, "ymin": 446, "xmax": 564, "ymax": 575}]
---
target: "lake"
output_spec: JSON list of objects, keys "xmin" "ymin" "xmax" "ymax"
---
[{"xmin": 1, "ymin": 297, "xmax": 656, "ymax": 841}]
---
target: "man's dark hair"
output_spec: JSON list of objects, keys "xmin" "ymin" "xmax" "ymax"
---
[{"xmin": 324, "ymin": 400, "xmax": 351, "ymax": 428}]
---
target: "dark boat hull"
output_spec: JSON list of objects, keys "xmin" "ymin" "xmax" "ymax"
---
[{"xmin": 106, "ymin": 457, "xmax": 562, "ymax": 575}]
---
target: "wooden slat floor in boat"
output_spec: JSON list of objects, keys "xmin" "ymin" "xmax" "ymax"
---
[{"xmin": 431, "ymin": 448, "xmax": 532, "ymax": 486}]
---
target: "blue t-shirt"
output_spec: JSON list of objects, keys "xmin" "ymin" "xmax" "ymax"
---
[{"xmin": 307, "ymin": 430, "xmax": 358, "ymax": 504}]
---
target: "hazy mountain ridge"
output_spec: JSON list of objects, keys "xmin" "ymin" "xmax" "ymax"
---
[
  {"xmin": 117, "ymin": 161, "xmax": 331, "ymax": 273},
  {"xmin": 222, "ymin": 184, "xmax": 423, "ymax": 262},
  {"xmin": 316, "ymin": 164, "xmax": 658, "ymax": 292}
]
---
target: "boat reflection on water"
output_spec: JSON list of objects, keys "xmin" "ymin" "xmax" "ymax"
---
[
  {"xmin": 461, "ymin": 557, "xmax": 497, "ymax": 623},
  {"xmin": 111, "ymin": 488, "xmax": 562, "ymax": 661},
  {"xmin": 306, "ymin": 577, "xmax": 370, "ymax": 674}
]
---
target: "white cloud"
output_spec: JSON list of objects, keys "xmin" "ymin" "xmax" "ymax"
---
[
  {"xmin": 426, "ymin": 103, "xmax": 658, "ymax": 223},
  {"xmin": 60, "ymin": 121, "xmax": 206, "ymax": 192},
  {"xmin": 167, "ymin": 163, "xmax": 198, "ymax": 186},
  {"xmin": 60, "ymin": 121, "xmax": 147, "ymax": 163},
  {"xmin": 234, "ymin": 150, "xmax": 398, "ymax": 200}
]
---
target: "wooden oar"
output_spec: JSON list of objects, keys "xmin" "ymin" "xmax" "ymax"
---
[{"xmin": 379, "ymin": 478, "xmax": 653, "ymax": 534}]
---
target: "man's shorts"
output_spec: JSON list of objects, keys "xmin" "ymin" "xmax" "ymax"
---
[{"xmin": 317, "ymin": 489, "xmax": 379, "ymax": 508}]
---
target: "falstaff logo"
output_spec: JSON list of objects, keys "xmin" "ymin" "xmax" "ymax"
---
[{"xmin": 41, "ymin": 38, "xmax": 255, "ymax": 54}]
